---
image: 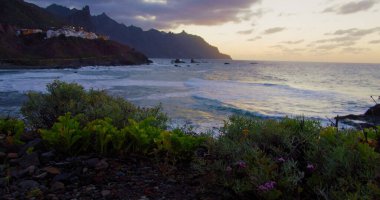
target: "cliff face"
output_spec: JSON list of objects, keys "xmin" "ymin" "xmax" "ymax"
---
[{"xmin": 46, "ymin": 5, "xmax": 232, "ymax": 59}]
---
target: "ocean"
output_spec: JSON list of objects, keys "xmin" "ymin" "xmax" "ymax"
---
[{"xmin": 0, "ymin": 59, "xmax": 379, "ymax": 132}]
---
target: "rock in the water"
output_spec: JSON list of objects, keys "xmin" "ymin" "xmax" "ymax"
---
[
  {"xmin": 18, "ymin": 152, "xmax": 40, "ymax": 168},
  {"xmin": 18, "ymin": 180, "xmax": 39, "ymax": 190},
  {"xmin": 365, "ymin": 104, "xmax": 380, "ymax": 117},
  {"xmin": 50, "ymin": 181, "xmax": 65, "ymax": 191},
  {"xmin": 0, "ymin": 134, "xmax": 5, "ymax": 140}
]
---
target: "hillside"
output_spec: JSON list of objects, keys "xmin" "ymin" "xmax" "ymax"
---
[
  {"xmin": 46, "ymin": 4, "xmax": 231, "ymax": 59},
  {"xmin": 0, "ymin": 0, "xmax": 63, "ymax": 29},
  {"xmin": 0, "ymin": 24, "xmax": 150, "ymax": 68}
]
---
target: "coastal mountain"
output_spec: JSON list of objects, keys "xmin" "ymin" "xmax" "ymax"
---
[
  {"xmin": 0, "ymin": 0, "xmax": 150, "ymax": 68},
  {"xmin": 46, "ymin": 4, "xmax": 231, "ymax": 59},
  {"xmin": 0, "ymin": 0, "xmax": 63, "ymax": 29},
  {"xmin": 0, "ymin": 24, "xmax": 150, "ymax": 68}
]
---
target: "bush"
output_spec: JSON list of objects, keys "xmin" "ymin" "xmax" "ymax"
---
[
  {"xmin": 40, "ymin": 113, "xmax": 205, "ymax": 161},
  {"xmin": 21, "ymin": 80, "xmax": 168, "ymax": 129},
  {"xmin": 203, "ymin": 115, "xmax": 380, "ymax": 200},
  {"xmin": 0, "ymin": 117, "xmax": 25, "ymax": 145}
]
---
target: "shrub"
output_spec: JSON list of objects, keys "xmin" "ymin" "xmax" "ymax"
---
[
  {"xmin": 203, "ymin": 115, "xmax": 380, "ymax": 200},
  {"xmin": 41, "ymin": 113, "xmax": 204, "ymax": 162},
  {"xmin": 0, "ymin": 117, "xmax": 25, "ymax": 145},
  {"xmin": 21, "ymin": 80, "xmax": 168, "ymax": 129},
  {"xmin": 40, "ymin": 113, "xmax": 90, "ymax": 155}
]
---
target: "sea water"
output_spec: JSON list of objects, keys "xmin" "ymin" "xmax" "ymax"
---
[{"xmin": 0, "ymin": 59, "xmax": 379, "ymax": 132}]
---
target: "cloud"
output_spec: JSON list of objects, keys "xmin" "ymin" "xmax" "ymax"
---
[
  {"xmin": 270, "ymin": 45, "xmax": 305, "ymax": 54},
  {"xmin": 309, "ymin": 27, "xmax": 380, "ymax": 51},
  {"xmin": 263, "ymin": 27, "xmax": 285, "ymax": 34},
  {"xmin": 369, "ymin": 40, "xmax": 380, "ymax": 44},
  {"xmin": 341, "ymin": 47, "xmax": 370, "ymax": 54},
  {"xmin": 247, "ymin": 36, "xmax": 262, "ymax": 41},
  {"xmin": 323, "ymin": 0, "xmax": 378, "ymax": 14},
  {"xmin": 26, "ymin": 0, "xmax": 261, "ymax": 29},
  {"xmin": 237, "ymin": 29, "xmax": 254, "ymax": 35},
  {"xmin": 281, "ymin": 40, "xmax": 304, "ymax": 44},
  {"xmin": 328, "ymin": 27, "xmax": 380, "ymax": 36}
]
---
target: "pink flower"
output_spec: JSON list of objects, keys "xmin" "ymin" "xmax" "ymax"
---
[
  {"xmin": 277, "ymin": 157, "xmax": 285, "ymax": 162},
  {"xmin": 226, "ymin": 166, "xmax": 232, "ymax": 172},
  {"xmin": 307, "ymin": 163, "xmax": 315, "ymax": 172},
  {"xmin": 235, "ymin": 161, "xmax": 247, "ymax": 169},
  {"xmin": 258, "ymin": 181, "xmax": 277, "ymax": 192}
]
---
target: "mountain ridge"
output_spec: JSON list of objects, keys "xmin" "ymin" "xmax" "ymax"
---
[{"xmin": 46, "ymin": 4, "xmax": 231, "ymax": 59}]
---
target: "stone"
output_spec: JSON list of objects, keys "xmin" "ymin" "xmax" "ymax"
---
[
  {"xmin": 51, "ymin": 181, "xmax": 65, "ymax": 191},
  {"xmin": 43, "ymin": 167, "xmax": 61, "ymax": 175},
  {"xmin": 46, "ymin": 194, "xmax": 59, "ymax": 200},
  {"xmin": 0, "ymin": 152, "xmax": 6, "ymax": 158},
  {"xmin": 34, "ymin": 172, "xmax": 48, "ymax": 179},
  {"xmin": 84, "ymin": 158, "xmax": 99, "ymax": 168},
  {"xmin": 95, "ymin": 159, "xmax": 109, "ymax": 170},
  {"xmin": 101, "ymin": 190, "xmax": 111, "ymax": 197},
  {"xmin": 19, "ymin": 152, "xmax": 40, "ymax": 168},
  {"xmin": 18, "ymin": 180, "xmax": 39, "ymax": 191},
  {"xmin": 20, "ymin": 165, "xmax": 36, "ymax": 176},
  {"xmin": 18, "ymin": 138, "xmax": 42, "ymax": 156},
  {"xmin": 7, "ymin": 153, "xmax": 18, "ymax": 159},
  {"xmin": 0, "ymin": 134, "xmax": 6, "ymax": 140},
  {"xmin": 41, "ymin": 151, "xmax": 55, "ymax": 159},
  {"xmin": 53, "ymin": 172, "xmax": 72, "ymax": 182}
]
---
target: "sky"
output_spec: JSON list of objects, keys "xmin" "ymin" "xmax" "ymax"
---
[{"xmin": 27, "ymin": 0, "xmax": 380, "ymax": 63}]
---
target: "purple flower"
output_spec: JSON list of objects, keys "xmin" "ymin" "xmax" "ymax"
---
[
  {"xmin": 226, "ymin": 166, "xmax": 232, "ymax": 172},
  {"xmin": 277, "ymin": 157, "xmax": 286, "ymax": 162},
  {"xmin": 307, "ymin": 163, "xmax": 315, "ymax": 172},
  {"xmin": 235, "ymin": 161, "xmax": 247, "ymax": 169},
  {"xmin": 258, "ymin": 181, "xmax": 277, "ymax": 192}
]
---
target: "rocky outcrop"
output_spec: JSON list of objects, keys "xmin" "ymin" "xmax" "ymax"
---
[
  {"xmin": 365, "ymin": 104, "xmax": 380, "ymax": 117},
  {"xmin": 336, "ymin": 104, "xmax": 380, "ymax": 129}
]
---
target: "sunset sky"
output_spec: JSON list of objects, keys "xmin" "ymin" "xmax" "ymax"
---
[{"xmin": 27, "ymin": 0, "xmax": 380, "ymax": 63}]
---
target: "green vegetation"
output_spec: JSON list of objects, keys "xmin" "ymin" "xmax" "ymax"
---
[
  {"xmin": 0, "ymin": 117, "xmax": 25, "ymax": 145},
  {"xmin": 201, "ymin": 116, "xmax": 380, "ymax": 199},
  {"xmin": 2, "ymin": 81, "xmax": 380, "ymax": 199},
  {"xmin": 21, "ymin": 80, "xmax": 167, "ymax": 129}
]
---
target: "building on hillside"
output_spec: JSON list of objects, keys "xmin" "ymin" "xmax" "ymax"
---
[
  {"xmin": 46, "ymin": 27, "xmax": 99, "ymax": 40},
  {"xmin": 16, "ymin": 29, "xmax": 43, "ymax": 36}
]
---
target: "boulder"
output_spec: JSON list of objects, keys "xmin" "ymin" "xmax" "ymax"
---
[
  {"xmin": 18, "ymin": 152, "xmax": 40, "ymax": 168},
  {"xmin": 18, "ymin": 138, "xmax": 42, "ymax": 156},
  {"xmin": 50, "ymin": 181, "xmax": 65, "ymax": 191},
  {"xmin": 18, "ymin": 180, "xmax": 39, "ymax": 191}
]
